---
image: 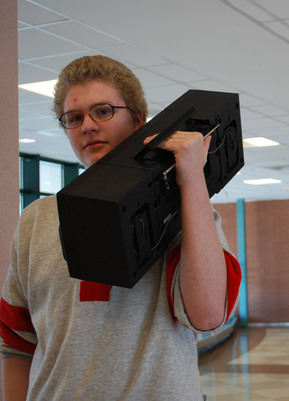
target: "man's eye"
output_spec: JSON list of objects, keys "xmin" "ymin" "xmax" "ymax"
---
[
  {"xmin": 92, "ymin": 106, "xmax": 112, "ymax": 119},
  {"xmin": 67, "ymin": 113, "xmax": 83, "ymax": 123},
  {"xmin": 72, "ymin": 113, "xmax": 83, "ymax": 121},
  {"xmin": 101, "ymin": 109, "xmax": 110, "ymax": 115}
]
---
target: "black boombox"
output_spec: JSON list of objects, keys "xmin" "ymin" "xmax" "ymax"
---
[{"xmin": 57, "ymin": 90, "xmax": 244, "ymax": 288}]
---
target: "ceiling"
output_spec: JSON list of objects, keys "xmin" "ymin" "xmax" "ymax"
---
[{"xmin": 18, "ymin": 0, "xmax": 289, "ymax": 203}]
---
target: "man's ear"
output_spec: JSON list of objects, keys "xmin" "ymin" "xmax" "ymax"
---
[{"xmin": 133, "ymin": 113, "xmax": 145, "ymax": 131}]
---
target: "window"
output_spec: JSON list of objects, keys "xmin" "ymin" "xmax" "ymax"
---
[
  {"xmin": 79, "ymin": 167, "xmax": 85, "ymax": 175},
  {"xmin": 40, "ymin": 161, "xmax": 62, "ymax": 194},
  {"xmin": 19, "ymin": 153, "xmax": 83, "ymax": 212}
]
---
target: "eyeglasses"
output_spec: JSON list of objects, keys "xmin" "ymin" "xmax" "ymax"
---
[{"xmin": 59, "ymin": 103, "xmax": 135, "ymax": 129}]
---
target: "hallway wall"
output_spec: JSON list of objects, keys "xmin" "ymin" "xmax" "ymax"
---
[
  {"xmin": 214, "ymin": 199, "xmax": 289, "ymax": 323},
  {"xmin": 0, "ymin": 1, "xmax": 19, "ymax": 398},
  {"xmin": 0, "ymin": 0, "xmax": 19, "ymax": 289}
]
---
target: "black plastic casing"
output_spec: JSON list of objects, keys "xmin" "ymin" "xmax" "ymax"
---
[{"xmin": 57, "ymin": 90, "xmax": 244, "ymax": 288}]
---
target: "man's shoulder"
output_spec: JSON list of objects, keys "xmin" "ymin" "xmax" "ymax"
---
[
  {"xmin": 20, "ymin": 195, "xmax": 58, "ymax": 226},
  {"xmin": 22, "ymin": 195, "xmax": 57, "ymax": 213}
]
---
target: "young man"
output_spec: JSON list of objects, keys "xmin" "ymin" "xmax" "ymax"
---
[{"xmin": 0, "ymin": 55, "xmax": 241, "ymax": 401}]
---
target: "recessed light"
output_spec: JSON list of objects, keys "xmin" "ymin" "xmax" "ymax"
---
[
  {"xmin": 243, "ymin": 178, "xmax": 282, "ymax": 185},
  {"xmin": 19, "ymin": 138, "xmax": 36, "ymax": 143},
  {"xmin": 19, "ymin": 79, "xmax": 57, "ymax": 98},
  {"xmin": 243, "ymin": 137, "xmax": 279, "ymax": 147}
]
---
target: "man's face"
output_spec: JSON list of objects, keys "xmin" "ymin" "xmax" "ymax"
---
[{"xmin": 63, "ymin": 81, "xmax": 143, "ymax": 168}]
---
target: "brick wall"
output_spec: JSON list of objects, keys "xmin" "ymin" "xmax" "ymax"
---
[{"xmin": 214, "ymin": 199, "xmax": 289, "ymax": 323}]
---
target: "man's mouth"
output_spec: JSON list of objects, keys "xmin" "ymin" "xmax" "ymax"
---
[{"xmin": 84, "ymin": 140, "xmax": 106, "ymax": 150}]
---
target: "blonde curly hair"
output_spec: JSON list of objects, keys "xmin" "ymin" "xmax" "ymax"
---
[{"xmin": 53, "ymin": 55, "xmax": 148, "ymax": 124}]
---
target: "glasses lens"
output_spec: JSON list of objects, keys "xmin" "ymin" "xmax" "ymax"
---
[
  {"xmin": 90, "ymin": 104, "xmax": 113, "ymax": 122},
  {"xmin": 62, "ymin": 111, "xmax": 83, "ymax": 128}
]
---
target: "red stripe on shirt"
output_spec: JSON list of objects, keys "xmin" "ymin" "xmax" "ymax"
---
[
  {"xmin": 0, "ymin": 298, "xmax": 36, "ymax": 354},
  {"xmin": 0, "ymin": 298, "xmax": 34, "ymax": 331},
  {"xmin": 80, "ymin": 281, "xmax": 110, "ymax": 302},
  {"xmin": 0, "ymin": 321, "xmax": 36, "ymax": 354},
  {"xmin": 166, "ymin": 246, "xmax": 242, "ymax": 323}
]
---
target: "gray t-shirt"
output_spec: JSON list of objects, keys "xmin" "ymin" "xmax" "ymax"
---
[{"xmin": 1, "ymin": 196, "xmax": 232, "ymax": 401}]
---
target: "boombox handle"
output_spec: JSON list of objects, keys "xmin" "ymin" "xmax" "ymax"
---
[{"xmin": 134, "ymin": 106, "xmax": 197, "ymax": 160}]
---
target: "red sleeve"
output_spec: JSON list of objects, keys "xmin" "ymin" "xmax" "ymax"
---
[
  {"xmin": 167, "ymin": 247, "xmax": 242, "ymax": 323},
  {"xmin": 167, "ymin": 244, "xmax": 181, "ymax": 320},
  {"xmin": 0, "ymin": 298, "xmax": 36, "ymax": 354},
  {"xmin": 223, "ymin": 251, "xmax": 242, "ymax": 322}
]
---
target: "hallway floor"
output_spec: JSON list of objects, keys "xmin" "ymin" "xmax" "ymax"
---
[{"xmin": 199, "ymin": 326, "xmax": 289, "ymax": 401}]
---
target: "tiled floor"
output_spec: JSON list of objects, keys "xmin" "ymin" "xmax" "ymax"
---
[{"xmin": 199, "ymin": 327, "xmax": 289, "ymax": 401}]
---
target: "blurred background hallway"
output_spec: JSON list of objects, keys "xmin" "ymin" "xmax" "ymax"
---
[{"xmin": 199, "ymin": 327, "xmax": 289, "ymax": 401}]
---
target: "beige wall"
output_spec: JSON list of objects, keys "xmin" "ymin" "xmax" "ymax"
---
[
  {"xmin": 0, "ymin": 0, "xmax": 18, "ymax": 396},
  {"xmin": 0, "ymin": 0, "xmax": 19, "ymax": 288},
  {"xmin": 214, "ymin": 199, "xmax": 289, "ymax": 323}
]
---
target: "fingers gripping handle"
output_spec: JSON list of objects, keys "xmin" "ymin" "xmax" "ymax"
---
[{"xmin": 134, "ymin": 106, "xmax": 197, "ymax": 160}]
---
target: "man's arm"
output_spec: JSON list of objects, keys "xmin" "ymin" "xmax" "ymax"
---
[
  {"xmin": 144, "ymin": 131, "xmax": 227, "ymax": 330},
  {"xmin": 2, "ymin": 356, "xmax": 31, "ymax": 401},
  {"xmin": 178, "ymin": 150, "xmax": 227, "ymax": 330}
]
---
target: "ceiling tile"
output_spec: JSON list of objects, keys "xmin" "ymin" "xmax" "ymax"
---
[
  {"xmin": 18, "ymin": 62, "xmax": 57, "ymax": 84},
  {"xmin": 18, "ymin": 88, "xmax": 52, "ymax": 105},
  {"xmin": 144, "ymin": 84, "xmax": 191, "ymax": 104},
  {"xmin": 264, "ymin": 21, "xmax": 289, "ymax": 41},
  {"xmin": 19, "ymin": 100, "xmax": 53, "ymax": 117},
  {"xmin": 133, "ymin": 68, "xmax": 173, "ymax": 87},
  {"xmin": 276, "ymin": 115, "xmax": 289, "ymax": 125},
  {"xmin": 149, "ymin": 64, "xmax": 206, "ymax": 83},
  {"xmin": 18, "ymin": 28, "xmax": 87, "ymax": 60},
  {"xmin": 18, "ymin": 0, "xmax": 67, "ymax": 25},
  {"xmin": 242, "ymin": 117, "xmax": 285, "ymax": 131},
  {"xmin": 27, "ymin": 51, "xmax": 100, "ymax": 73},
  {"xmin": 256, "ymin": 126, "xmax": 289, "ymax": 143},
  {"xmin": 239, "ymin": 94, "xmax": 265, "ymax": 108},
  {"xmin": 225, "ymin": 0, "xmax": 274, "ymax": 22},
  {"xmin": 190, "ymin": 80, "xmax": 240, "ymax": 93},
  {"xmin": 240, "ymin": 108, "xmax": 264, "ymax": 120},
  {"xmin": 19, "ymin": 116, "xmax": 58, "ymax": 135},
  {"xmin": 19, "ymin": 110, "xmax": 45, "ymax": 121},
  {"xmin": 41, "ymin": 21, "xmax": 124, "ymax": 49},
  {"xmin": 251, "ymin": 104, "xmax": 289, "ymax": 117},
  {"xmin": 244, "ymin": 146, "xmax": 289, "ymax": 168},
  {"xmin": 19, "ymin": 133, "xmax": 78, "ymax": 164},
  {"xmin": 18, "ymin": 21, "xmax": 30, "ymax": 29},
  {"xmin": 102, "ymin": 44, "xmax": 169, "ymax": 68},
  {"xmin": 254, "ymin": 0, "xmax": 289, "ymax": 19}
]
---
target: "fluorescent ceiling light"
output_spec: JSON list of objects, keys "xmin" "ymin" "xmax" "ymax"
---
[
  {"xmin": 19, "ymin": 138, "xmax": 36, "ymax": 143},
  {"xmin": 243, "ymin": 137, "xmax": 280, "ymax": 148},
  {"xmin": 19, "ymin": 79, "xmax": 57, "ymax": 98},
  {"xmin": 243, "ymin": 178, "xmax": 282, "ymax": 185}
]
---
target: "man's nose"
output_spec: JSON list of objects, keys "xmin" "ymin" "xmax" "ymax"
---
[{"xmin": 81, "ymin": 111, "xmax": 99, "ymax": 133}]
